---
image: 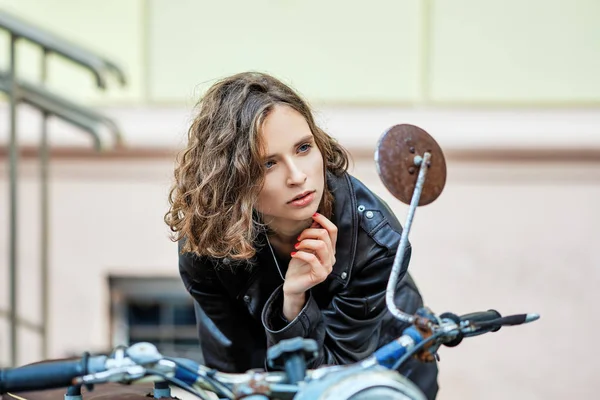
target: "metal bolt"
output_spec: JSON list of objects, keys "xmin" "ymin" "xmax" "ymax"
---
[
  {"xmin": 409, "ymin": 147, "xmax": 415, "ymax": 154},
  {"xmin": 341, "ymin": 272, "xmax": 348, "ymax": 279},
  {"xmin": 408, "ymin": 167, "xmax": 415, "ymax": 174},
  {"xmin": 414, "ymin": 155, "xmax": 423, "ymax": 166},
  {"xmin": 357, "ymin": 205, "xmax": 365, "ymax": 212},
  {"xmin": 365, "ymin": 211, "xmax": 374, "ymax": 219},
  {"xmin": 243, "ymin": 295, "xmax": 250, "ymax": 303}
]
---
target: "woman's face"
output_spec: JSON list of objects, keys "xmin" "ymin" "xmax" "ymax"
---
[{"xmin": 255, "ymin": 104, "xmax": 324, "ymax": 232}]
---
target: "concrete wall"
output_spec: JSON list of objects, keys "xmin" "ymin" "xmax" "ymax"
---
[{"xmin": 0, "ymin": 149, "xmax": 598, "ymax": 400}]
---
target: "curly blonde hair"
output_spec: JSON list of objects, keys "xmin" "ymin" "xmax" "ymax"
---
[{"xmin": 165, "ymin": 72, "xmax": 349, "ymax": 260}]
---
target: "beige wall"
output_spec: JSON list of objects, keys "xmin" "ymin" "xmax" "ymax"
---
[
  {"xmin": 0, "ymin": 151, "xmax": 598, "ymax": 399},
  {"xmin": 1, "ymin": 0, "xmax": 600, "ymax": 106}
]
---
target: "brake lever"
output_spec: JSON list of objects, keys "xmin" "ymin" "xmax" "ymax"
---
[
  {"xmin": 74, "ymin": 365, "xmax": 146, "ymax": 385},
  {"xmin": 473, "ymin": 313, "xmax": 540, "ymax": 329},
  {"xmin": 74, "ymin": 343, "xmax": 170, "ymax": 387}
]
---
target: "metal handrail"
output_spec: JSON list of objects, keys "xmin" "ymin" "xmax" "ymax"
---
[
  {"xmin": 0, "ymin": 9, "xmax": 127, "ymax": 89},
  {"xmin": 1, "ymin": 8, "xmax": 128, "ymax": 368},
  {"xmin": 0, "ymin": 72, "xmax": 123, "ymax": 148}
]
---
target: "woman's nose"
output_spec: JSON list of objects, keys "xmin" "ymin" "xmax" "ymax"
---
[{"xmin": 286, "ymin": 162, "xmax": 307, "ymax": 186}]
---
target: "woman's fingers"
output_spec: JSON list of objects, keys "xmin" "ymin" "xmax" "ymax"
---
[
  {"xmin": 298, "ymin": 227, "xmax": 333, "ymax": 254},
  {"xmin": 290, "ymin": 250, "xmax": 330, "ymax": 283},
  {"xmin": 295, "ymin": 239, "xmax": 335, "ymax": 268},
  {"xmin": 283, "ymin": 214, "xmax": 339, "ymax": 293},
  {"xmin": 311, "ymin": 213, "xmax": 338, "ymax": 249}
]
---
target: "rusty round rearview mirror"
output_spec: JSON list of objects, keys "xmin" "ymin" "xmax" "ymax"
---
[{"xmin": 375, "ymin": 124, "xmax": 447, "ymax": 206}]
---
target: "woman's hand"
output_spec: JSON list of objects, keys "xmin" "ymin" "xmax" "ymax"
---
[{"xmin": 282, "ymin": 213, "xmax": 338, "ymax": 321}]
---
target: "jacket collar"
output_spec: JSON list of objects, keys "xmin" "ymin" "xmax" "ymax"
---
[{"xmin": 326, "ymin": 172, "xmax": 358, "ymax": 287}]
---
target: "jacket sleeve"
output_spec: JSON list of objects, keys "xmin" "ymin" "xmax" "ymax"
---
[
  {"xmin": 261, "ymin": 245, "xmax": 439, "ymax": 399},
  {"xmin": 261, "ymin": 244, "xmax": 412, "ymax": 364},
  {"xmin": 179, "ymin": 251, "xmax": 262, "ymax": 373}
]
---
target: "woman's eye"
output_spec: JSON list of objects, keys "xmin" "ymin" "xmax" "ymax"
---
[
  {"xmin": 265, "ymin": 160, "xmax": 276, "ymax": 169},
  {"xmin": 298, "ymin": 143, "xmax": 312, "ymax": 153}
]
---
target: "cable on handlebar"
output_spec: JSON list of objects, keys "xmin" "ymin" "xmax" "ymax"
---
[
  {"xmin": 144, "ymin": 368, "xmax": 215, "ymax": 400},
  {"xmin": 163, "ymin": 357, "xmax": 234, "ymax": 399},
  {"xmin": 391, "ymin": 331, "xmax": 445, "ymax": 371}
]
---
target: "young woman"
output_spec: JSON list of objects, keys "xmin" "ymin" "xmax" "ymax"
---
[{"xmin": 165, "ymin": 72, "xmax": 439, "ymax": 398}]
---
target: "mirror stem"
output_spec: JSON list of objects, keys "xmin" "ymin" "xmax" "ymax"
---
[{"xmin": 385, "ymin": 152, "xmax": 432, "ymax": 324}]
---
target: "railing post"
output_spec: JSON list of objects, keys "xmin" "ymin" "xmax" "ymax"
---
[
  {"xmin": 40, "ymin": 48, "xmax": 50, "ymax": 360},
  {"xmin": 8, "ymin": 33, "xmax": 19, "ymax": 368}
]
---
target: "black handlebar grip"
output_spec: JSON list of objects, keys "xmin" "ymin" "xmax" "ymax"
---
[
  {"xmin": 460, "ymin": 309, "xmax": 502, "ymax": 333},
  {"xmin": 460, "ymin": 309, "xmax": 501, "ymax": 324},
  {"xmin": 0, "ymin": 359, "xmax": 86, "ymax": 394}
]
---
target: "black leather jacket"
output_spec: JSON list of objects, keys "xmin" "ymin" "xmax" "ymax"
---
[{"xmin": 179, "ymin": 172, "xmax": 439, "ymax": 399}]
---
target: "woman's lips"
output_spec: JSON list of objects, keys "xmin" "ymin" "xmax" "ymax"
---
[{"xmin": 288, "ymin": 191, "xmax": 315, "ymax": 208}]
